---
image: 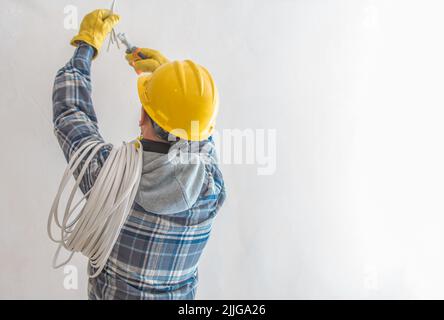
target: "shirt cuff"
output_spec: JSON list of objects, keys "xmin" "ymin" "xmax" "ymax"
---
[
  {"xmin": 71, "ymin": 42, "xmax": 95, "ymax": 74},
  {"xmin": 76, "ymin": 41, "xmax": 95, "ymax": 60}
]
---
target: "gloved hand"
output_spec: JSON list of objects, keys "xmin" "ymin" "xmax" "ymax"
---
[
  {"xmin": 126, "ymin": 48, "xmax": 169, "ymax": 73},
  {"xmin": 71, "ymin": 9, "xmax": 120, "ymax": 58}
]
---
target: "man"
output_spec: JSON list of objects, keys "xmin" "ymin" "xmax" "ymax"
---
[{"xmin": 53, "ymin": 9, "xmax": 226, "ymax": 299}]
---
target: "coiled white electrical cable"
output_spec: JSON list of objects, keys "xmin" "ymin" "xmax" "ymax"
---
[{"xmin": 47, "ymin": 139, "xmax": 143, "ymax": 278}]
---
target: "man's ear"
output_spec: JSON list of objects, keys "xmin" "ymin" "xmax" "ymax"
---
[{"xmin": 139, "ymin": 107, "xmax": 148, "ymax": 127}]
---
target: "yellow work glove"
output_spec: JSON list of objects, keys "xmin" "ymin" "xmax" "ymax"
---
[
  {"xmin": 125, "ymin": 48, "xmax": 169, "ymax": 73},
  {"xmin": 71, "ymin": 9, "xmax": 120, "ymax": 58}
]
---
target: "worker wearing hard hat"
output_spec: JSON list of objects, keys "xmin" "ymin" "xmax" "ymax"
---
[{"xmin": 52, "ymin": 9, "xmax": 226, "ymax": 299}]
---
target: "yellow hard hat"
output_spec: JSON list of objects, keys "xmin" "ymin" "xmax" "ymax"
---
[{"xmin": 137, "ymin": 60, "xmax": 219, "ymax": 141}]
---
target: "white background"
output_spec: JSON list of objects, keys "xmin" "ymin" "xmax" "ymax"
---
[{"xmin": 1, "ymin": 0, "xmax": 444, "ymax": 299}]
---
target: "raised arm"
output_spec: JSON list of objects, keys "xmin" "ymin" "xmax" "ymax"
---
[{"xmin": 52, "ymin": 9, "xmax": 120, "ymax": 193}]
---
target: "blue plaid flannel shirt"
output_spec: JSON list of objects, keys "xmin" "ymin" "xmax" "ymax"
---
[{"xmin": 52, "ymin": 43, "xmax": 226, "ymax": 299}]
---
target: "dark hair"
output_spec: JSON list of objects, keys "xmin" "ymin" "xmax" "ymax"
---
[{"xmin": 148, "ymin": 115, "xmax": 178, "ymax": 143}]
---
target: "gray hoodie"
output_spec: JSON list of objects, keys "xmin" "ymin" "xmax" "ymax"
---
[{"xmin": 88, "ymin": 138, "xmax": 227, "ymax": 300}]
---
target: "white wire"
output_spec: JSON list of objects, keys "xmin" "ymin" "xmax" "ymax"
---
[
  {"xmin": 107, "ymin": 0, "xmax": 119, "ymax": 52},
  {"xmin": 47, "ymin": 139, "xmax": 143, "ymax": 278}
]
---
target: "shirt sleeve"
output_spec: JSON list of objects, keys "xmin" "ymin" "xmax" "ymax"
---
[{"xmin": 52, "ymin": 42, "xmax": 112, "ymax": 194}]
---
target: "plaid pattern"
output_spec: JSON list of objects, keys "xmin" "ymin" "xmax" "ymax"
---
[{"xmin": 52, "ymin": 43, "xmax": 226, "ymax": 300}]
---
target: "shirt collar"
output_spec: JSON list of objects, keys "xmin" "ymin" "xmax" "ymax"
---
[{"xmin": 140, "ymin": 139, "xmax": 170, "ymax": 154}]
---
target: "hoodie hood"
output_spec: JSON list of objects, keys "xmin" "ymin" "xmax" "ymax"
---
[{"xmin": 134, "ymin": 140, "xmax": 207, "ymax": 215}]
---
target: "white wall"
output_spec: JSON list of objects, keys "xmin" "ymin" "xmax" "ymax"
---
[{"xmin": 2, "ymin": 0, "xmax": 444, "ymax": 299}]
